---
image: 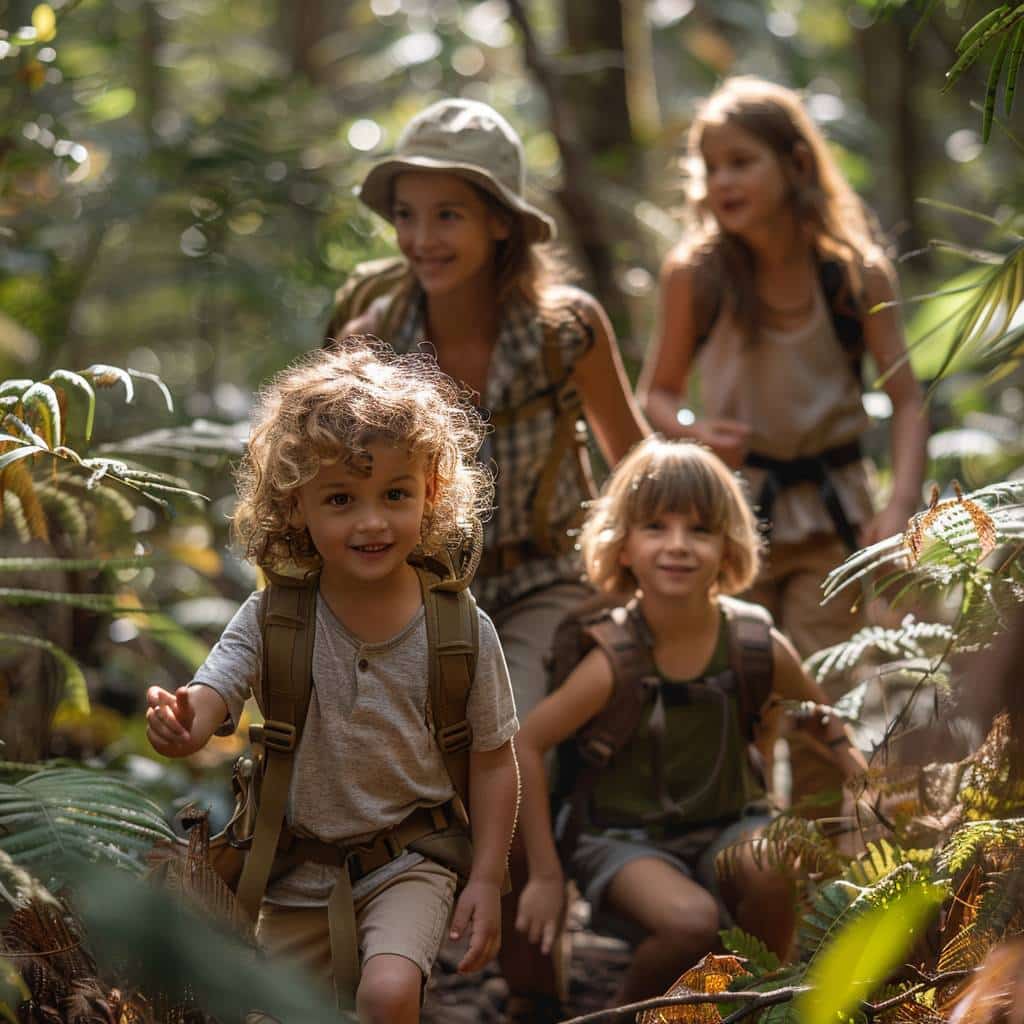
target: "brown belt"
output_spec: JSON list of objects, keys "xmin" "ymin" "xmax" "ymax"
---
[{"xmin": 272, "ymin": 800, "xmax": 458, "ymax": 1004}]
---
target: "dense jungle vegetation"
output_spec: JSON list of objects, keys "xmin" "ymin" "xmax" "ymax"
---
[{"xmin": 1, "ymin": 0, "xmax": 1023, "ymax": 1021}]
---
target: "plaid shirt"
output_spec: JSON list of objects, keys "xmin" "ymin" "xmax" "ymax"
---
[{"xmin": 385, "ymin": 287, "xmax": 594, "ymax": 613}]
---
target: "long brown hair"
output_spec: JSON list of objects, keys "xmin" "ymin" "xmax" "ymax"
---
[{"xmin": 681, "ymin": 76, "xmax": 887, "ymax": 345}]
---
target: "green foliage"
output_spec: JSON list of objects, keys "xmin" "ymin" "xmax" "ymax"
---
[
  {"xmin": 0, "ymin": 763, "xmax": 176, "ymax": 885},
  {"xmin": 796, "ymin": 880, "xmax": 945, "ymax": 1024},
  {"xmin": 720, "ymin": 926, "xmax": 782, "ymax": 973}
]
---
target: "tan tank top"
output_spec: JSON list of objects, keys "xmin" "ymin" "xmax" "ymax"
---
[{"xmin": 695, "ymin": 278, "xmax": 875, "ymax": 544}]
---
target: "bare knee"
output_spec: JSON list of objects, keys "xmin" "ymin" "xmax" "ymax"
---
[
  {"xmin": 356, "ymin": 955, "xmax": 422, "ymax": 1024},
  {"xmin": 650, "ymin": 889, "xmax": 720, "ymax": 952}
]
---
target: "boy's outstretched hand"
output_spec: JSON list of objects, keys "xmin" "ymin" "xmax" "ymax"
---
[
  {"xmin": 449, "ymin": 878, "xmax": 501, "ymax": 973},
  {"xmin": 146, "ymin": 685, "xmax": 204, "ymax": 758}
]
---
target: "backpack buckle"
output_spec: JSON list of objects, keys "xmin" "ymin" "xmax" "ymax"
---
[
  {"xmin": 579, "ymin": 735, "xmax": 613, "ymax": 768},
  {"xmin": 438, "ymin": 719, "xmax": 473, "ymax": 754},
  {"xmin": 253, "ymin": 719, "xmax": 296, "ymax": 753}
]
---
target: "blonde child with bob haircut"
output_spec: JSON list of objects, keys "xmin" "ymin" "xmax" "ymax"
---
[
  {"xmin": 515, "ymin": 438, "xmax": 868, "ymax": 1006},
  {"xmin": 146, "ymin": 339, "xmax": 519, "ymax": 1024}
]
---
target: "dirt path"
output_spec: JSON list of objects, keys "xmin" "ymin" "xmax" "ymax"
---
[{"xmin": 423, "ymin": 902, "xmax": 631, "ymax": 1023}]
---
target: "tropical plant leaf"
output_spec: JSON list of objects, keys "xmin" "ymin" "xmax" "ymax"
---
[
  {"xmin": 719, "ymin": 927, "xmax": 781, "ymax": 974},
  {"xmin": 0, "ymin": 633, "xmax": 89, "ymax": 714},
  {"xmin": 47, "ymin": 369, "xmax": 96, "ymax": 442},
  {"xmin": 81, "ymin": 364, "xmax": 134, "ymax": 403},
  {"xmin": 0, "ymin": 764, "xmax": 176, "ymax": 883},
  {"xmin": 18, "ymin": 382, "xmax": 61, "ymax": 449},
  {"xmin": 797, "ymin": 881, "xmax": 945, "ymax": 1024}
]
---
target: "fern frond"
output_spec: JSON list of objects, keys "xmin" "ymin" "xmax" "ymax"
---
[
  {"xmin": 844, "ymin": 840, "xmax": 906, "ymax": 887},
  {"xmin": 0, "ymin": 633, "xmax": 88, "ymax": 714},
  {"xmin": 719, "ymin": 927, "xmax": 781, "ymax": 974},
  {"xmin": 0, "ymin": 763, "xmax": 175, "ymax": 884},
  {"xmin": 807, "ymin": 618, "xmax": 953, "ymax": 685},
  {"xmin": 716, "ymin": 814, "xmax": 840, "ymax": 882},
  {"xmin": 936, "ymin": 819, "xmax": 1024, "ymax": 878}
]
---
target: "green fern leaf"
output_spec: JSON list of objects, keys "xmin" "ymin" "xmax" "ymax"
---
[
  {"xmin": 47, "ymin": 369, "xmax": 96, "ymax": 442},
  {"xmin": 0, "ymin": 633, "xmax": 88, "ymax": 714},
  {"xmin": 82, "ymin": 364, "xmax": 134, "ymax": 403},
  {"xmin": 0, "ymin": 764, "xmax": 175, "ymax": 884},
  {"xmin": 720, "ymin": 926, "xmax": 781, "ymax": 973}
]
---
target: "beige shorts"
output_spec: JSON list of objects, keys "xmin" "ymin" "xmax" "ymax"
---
[{"xmin": 256, "ymin": 858, "xmax": 457, "ymax": 989}]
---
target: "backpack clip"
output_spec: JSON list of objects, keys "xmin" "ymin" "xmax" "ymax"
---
[
  {"xmin": 251, "ymin": 719, "xmax": 297, "ymax": 753},
  {"xmin": 438, "ymin": 719, "xmax": 473, "ymax": 754},
  {"xmin": 579, "ymin": 735, "xmax": 614, "ymax": 768}
]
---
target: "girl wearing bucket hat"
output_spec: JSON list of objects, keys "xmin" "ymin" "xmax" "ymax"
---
[{"xmin": 330, "ymin": 96, "xmax": 649, "ymax": 1020}]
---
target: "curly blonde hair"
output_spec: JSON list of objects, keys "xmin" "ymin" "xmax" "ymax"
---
[
  {"xmin": 579, "ymin": 438, "xmax": 762, "ymax": 598},
  {"xmin": 233, "ymin": 337, "xmax": 492, "ymax": 569}
]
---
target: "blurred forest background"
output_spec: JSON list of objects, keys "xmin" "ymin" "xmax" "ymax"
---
[{"xmin": 2, "ymin": 0, "xmax": 1024, "ymax": 1020}]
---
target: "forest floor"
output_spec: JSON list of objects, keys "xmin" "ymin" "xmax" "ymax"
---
[{"xmin": 422, "ymin": 897, "xmax": 631, "ymax": 1024}]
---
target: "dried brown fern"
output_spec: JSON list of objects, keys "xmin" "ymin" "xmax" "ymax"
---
[
  {"xmin": 636, "ymin": 953, "xmax": 751, "ymax": 1024},
  {"xmin": 903, "ymin": 482, "xmax": 998, "ymax": 565}
]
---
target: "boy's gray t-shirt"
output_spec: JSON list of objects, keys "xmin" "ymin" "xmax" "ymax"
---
[{"xmin": 192, "ymin": 590, "xmax": 518, "ymax": 907}]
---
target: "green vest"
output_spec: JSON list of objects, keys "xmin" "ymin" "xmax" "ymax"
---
[{"xmin": 584, "ymin": 608, "xmax": 765, "ymax": 838}]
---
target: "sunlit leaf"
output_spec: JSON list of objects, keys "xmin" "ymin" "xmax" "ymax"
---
[
  {"xmin": 796, "ymin": 882, "xmax": 945, "ymax": 1024},
  {"xmin": 48, "ymin": 369, "xmax": 96, "ymax": 442},
  {"xmin": 18, "ymin": 382, "xmax": 61, "ymax": 449}
]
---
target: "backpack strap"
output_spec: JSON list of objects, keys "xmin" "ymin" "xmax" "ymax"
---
[
  {"xmin": 413, "ymin": 553, "xmax": 479, "ymax": 815},
  {"xmin": 234, "ymin": 568, "xmax": 319, "ymax": 924},
  {"xmin": 485, "ymin": 310, "xmax": 597, "ymax": 562},
  {"xmin": 719, "ymin": 595, "xmax": 775, "ymax": 743},
  {"xmin": 694, "ymin": 255, "xmax": 864, "ymax": 379},
  {"xmin": 322, "ymin": 256, "xmax": 408, "ymax": 346},
  {"xmin": 556, "ymin": 604, "xmax": 659, "ymax": 860}
]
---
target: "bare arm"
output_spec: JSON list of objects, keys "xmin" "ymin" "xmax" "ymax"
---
[
  {"xmin": 515, "ymin": 649, "xmax": 615, "ymax": 952},
  {"xmin": 145, "ymin": 683, "xmax": 229, "ymax": 758},
  {"xmin": 768, "ymin": 629, "xmax": 868, "ymax": 779},
  {"xmin": 859, "ymin": 258, "xmax": 928, "ymax": 544},
  {"xmin": 637, "ymin": 253, "xmax": 750, "ymax": 467},
  {"xmin": 449, "ymin": 740, "xmax": 520, "ymax": 973},
  {"xmin": 568, "ymin": 290, "xmax": 651, "ymax": 464}
]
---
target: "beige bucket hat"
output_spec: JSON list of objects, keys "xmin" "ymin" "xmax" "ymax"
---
[{"xmin": 358, "ymin": 98, "xmax": 556, "ymax": 243}]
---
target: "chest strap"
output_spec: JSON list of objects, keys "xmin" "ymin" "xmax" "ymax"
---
[{"xmin": 745, "ymin": 440, "xmax": 862, "ymax": 552}]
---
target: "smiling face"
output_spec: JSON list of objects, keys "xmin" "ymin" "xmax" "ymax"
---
[
  {"xmin": 619, "ymin": 508, "xmax": 725, "ymax": 604},
  {"xmin": 291, "ymin": 441, "xmax": 434, "ymax": 590},
  {"xmin": 392, "ymin": 171, "xmax": 511, "ymax": 298},
  {"xmin": 700, "ymin": 121, "xmax": 794, "ymax": 240}
]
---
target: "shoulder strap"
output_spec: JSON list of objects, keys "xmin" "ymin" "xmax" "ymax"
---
[
  {"xmin": 817, "ymin": 257, "xmax": 865, "ymax": 378},
  {"xmin": 323, "ymin": 256, "xmax": 408, "ymax": 347},
  {"xmin": 575, "ymin": 605, "xmax": 660, "ymax": 764},
  {"xmin": 415, "ymin": 557, "xmax": 479, "ymax": 817},
  {"xmin": 235, "ymin": 569, "xmax": 319, "ymax": 922},
  {"xmin": 719, "ymin": 595, "xmax": 774, "ymax": 743}
]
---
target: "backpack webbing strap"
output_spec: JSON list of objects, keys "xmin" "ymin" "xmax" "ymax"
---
[
  {"xmin": 323, "ymin": 256, "xmax": 408, "ymax": 346},
  {"xmin": 416, "ymin": 563, "xmax": 479, "ymax": 814},
  {"xmin": 557, "ymin": 607, "xmax": 659, "ymax": 860},
  {"xmin": 529, "ymin": 320, "xmax": 596, "ymax": 556},
  {"xmin": 720, "ymin": 596, "xmax": 774, "ymax": 743},
  {"xmin": 235, "ymin": 570, "xmax": 319, "ymax": 924}
]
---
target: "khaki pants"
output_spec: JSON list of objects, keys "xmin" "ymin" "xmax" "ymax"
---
[
  {"xmin": 744, "ymin": 533, "xmax": 865, "ymax": 813},
  {"xmin": 490, "ymin": 582, "xmax": 593, "ymax": 717},
  {"xmin": 255, "ymin": 859, "xmax": 457, "ymax": 992},
  {"xmin": 745, "ymin": 532, "xmax": 864, "ymax": 685}
]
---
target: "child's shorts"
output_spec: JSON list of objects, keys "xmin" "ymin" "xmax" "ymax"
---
[
  {"xmin": 569, "ymin": 811, "xmax": 773, "ymax": 940},
  {"xmin": 256, "ymin": 857, "xmax": 457, "ymax": 990}
]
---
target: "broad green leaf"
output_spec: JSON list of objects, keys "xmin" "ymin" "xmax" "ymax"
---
[
  {"xmin": 19, "ymin": 382, "xmax": 61, "ymax": 448},
  {"xmin": 796, "ymin": 882, "xmax": 945, "ymax": 1024},
  {"xmin": 0, "ymin": 633, "xmax": 89, "ymax": 713}
]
